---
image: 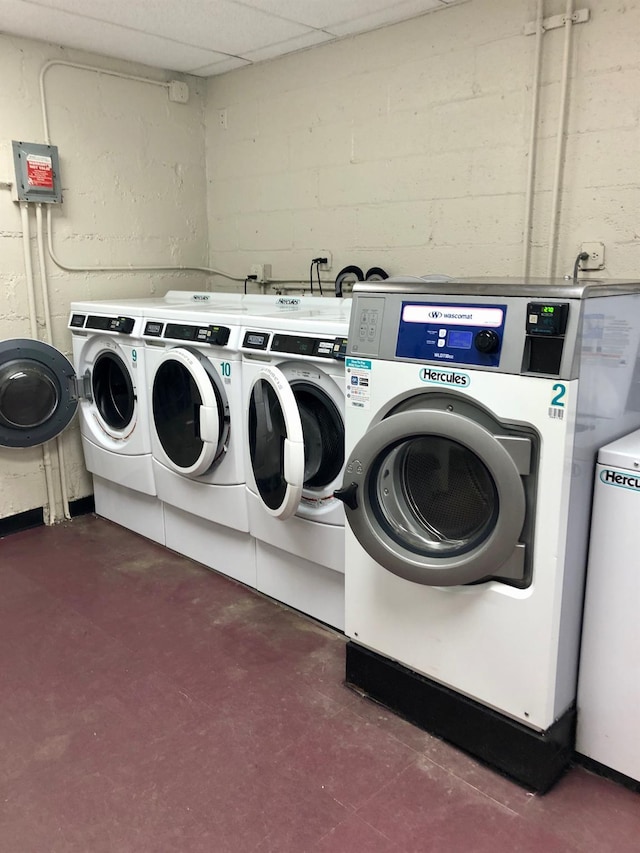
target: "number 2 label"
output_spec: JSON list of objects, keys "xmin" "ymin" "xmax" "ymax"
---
[{"xmin": 551, "ymin": 383, "xmax": 566, "ymax": 407}]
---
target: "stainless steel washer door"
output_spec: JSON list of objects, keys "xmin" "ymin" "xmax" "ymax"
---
[
  {"xmin": 340, "ymin": 408, "xmax": 532, "ymax": 586},
  {"xmin": 0, "ymin": 339, "xmax": 78, "ymax": 448}
]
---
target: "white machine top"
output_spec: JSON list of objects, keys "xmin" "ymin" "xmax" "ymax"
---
[{"xmin": 598, "ymin": 429, "xmax": 640, "ymax": 468}]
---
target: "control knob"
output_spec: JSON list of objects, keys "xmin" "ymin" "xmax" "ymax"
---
[{"xmin": 474, "ymin": 329, "xmax": 500, "ymax": 354}]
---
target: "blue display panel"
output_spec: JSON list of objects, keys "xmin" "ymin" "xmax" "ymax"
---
[{"xmin": 395, "ymin": 302, "xmax": 507, "ymax": 366}]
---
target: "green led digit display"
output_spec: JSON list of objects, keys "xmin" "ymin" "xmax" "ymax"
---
[{"xmin": 542, "ymin": 306, "xmax": 555, "ymax": 313}]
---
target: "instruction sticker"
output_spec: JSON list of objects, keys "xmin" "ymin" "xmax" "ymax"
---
[
  {"xmin": 346, "ymin": 357, "xmax": 371, "ymax": 409},
  {"xmin": 26, "ymin": 154, "xmax": 54, "ymax": 188}
]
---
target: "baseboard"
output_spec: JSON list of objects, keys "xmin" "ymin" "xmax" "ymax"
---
[
  {"xmin": 0, "ymin": 495, "xmax": 95, "ymax": 537},
  {"xmin": 346, "ymin": 641, "xmax": 575, "ymax": 793},
  {"xmin": 0, "ymin": 507, "xmax": 44, "ymax": 537},
  {"xmin": 574, "ymin": 753, "xmax": 640, "ymax": 793},
  {"xmin": 69, "ymin": 495, "xmax": 95, "ymax": 517}
]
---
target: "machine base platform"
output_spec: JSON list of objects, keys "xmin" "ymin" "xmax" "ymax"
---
[{"xmin": 346, "ymin": 642, "xmax": 575, "ymax": 793}]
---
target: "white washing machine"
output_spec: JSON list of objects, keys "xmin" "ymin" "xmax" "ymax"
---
[
  {"xmin": 240, "ymin": 300, "xmax": 351, "ymax": 629},
  {"xmin": 68, "ymin": 298, "xmax": 167, "ymax": 543},
  {"xmin": 141, "ymin": 292, "xmax": 345, "ymax": 585},
  {"xmin": 335, "ymin": 277, "xmax": 640, "ymax": 791},
  {"xmin": 143, "ymin": 306, "xmax": 256, "ymax": 585},
  {"xmin": 0, "ymin": 301, "xmax": 167, "ymax": 541},
  {"xmin": 576, "ymin": 429, "xmax": 640, "ymax": 787}
]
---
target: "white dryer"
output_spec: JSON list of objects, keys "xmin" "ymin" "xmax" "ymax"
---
[
  {"xmin": 335, "ymin": 277, "xmax": 640, "ymax": 791},
  {"xmin": 240, "ymin": 300, "xmax": 351, "ymax": 629}
]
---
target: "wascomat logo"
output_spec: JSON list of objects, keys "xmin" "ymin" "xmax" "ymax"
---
[
  {"xmin": 601, "ymin": 469, "xmax": 640, "ymax": 491},
  {"xmin": 191, "ymin": 294, "xmax": 210, "ymax": 302},
  {"xmin": 419, "ymin": 367, "xmax": 470, "ymax": 387},
  {"xmin": 428, "ymin": 309, "xmax": 473, "ymax": 321},
  {"xmin": 277, "ymin": 297, "xmax": 300, "ymax": 306}
]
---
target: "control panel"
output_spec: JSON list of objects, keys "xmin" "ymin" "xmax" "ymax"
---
[
  {"xmin": 85, "ymin": 315, "xmax": 135, "ymax": 334},
  {"xmin": 395, "ymin": 302, "xmax": 507, "ymax": 367},
  {"xmin": 152, "ymin": 322, "xmax": 231, "ymax": 346},
  {"xmin": 243, "ymin": 330, "xmax": 347, "ymax": 360}
]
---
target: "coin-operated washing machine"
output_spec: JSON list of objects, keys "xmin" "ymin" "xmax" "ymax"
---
[
  {"xmin": 240, "ymin": 301, "xmax": 351, "ymax": 630},
  {"xmin": 143, "ymin": 309, "xmax": 256, "ymax": 585},
  {"xmin": 0, "ymin": 302, "xmax": 163, "ymax": 542},
  {"xmin": 335, "ymin": 276, "xmax": 640, "ymax": 791},
  {"xmin": 68, "ymin": 299, "xmax": 166, "ymax": 543}
]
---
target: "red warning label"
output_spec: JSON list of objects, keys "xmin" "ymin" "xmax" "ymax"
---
[{"xmin": 26, "ymin": 154, "xmax": 54, "ymax": 188}]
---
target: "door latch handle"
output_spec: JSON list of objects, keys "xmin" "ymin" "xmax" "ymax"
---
[{"xmin": 334, "ymin": 482, "xmax": 359, "ymax": 510}]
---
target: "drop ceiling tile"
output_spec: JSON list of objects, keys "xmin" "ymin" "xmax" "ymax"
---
[
  {"xmin": 327, "ymin": 0, "xmax": 444, "ymax": 37},
  {"xmin": 240, "ymin": 29, "xmax": 334, "ymax": 63},
  {"xmin": 235, "ymin": 0, "xmax": 422, "ymax": 30},
  {"xmin": 0, "ymin": 0, "xmax": 229, "ymax": 72},
  {"xmin": 21, "ymin": 0, "xmax": 316, "ymax": 54},
  {"xmin": 189, "ymin": 57, "xmax": 252, "ymax": 77}
]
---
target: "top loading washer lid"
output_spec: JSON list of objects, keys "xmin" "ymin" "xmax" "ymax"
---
[{"xmin": 597, "ymin": 428, "xmax": 640, "ymax": 467}]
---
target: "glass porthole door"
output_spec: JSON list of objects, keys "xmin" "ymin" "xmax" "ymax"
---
[
  {"xmin": 337, "ymin": 407, "xmax": 532, "ymax": 586},
  {"xmin": 152, "ymin": 347, "xmax": 229, "ymax": 477},
  {"xmin": 247, "ymin": 365, "xmax": 306, "ymax": 520},
  {"xmin": 0, "ymin": 339, "xmax": 80, "ymax": 448}
]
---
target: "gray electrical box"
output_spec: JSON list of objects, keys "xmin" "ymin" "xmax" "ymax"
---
[{"xmin": 12, "ymin": 141, "xmax": 62, "ymax": 203}]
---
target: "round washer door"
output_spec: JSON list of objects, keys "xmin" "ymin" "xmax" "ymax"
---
[
  {"xmin": 247, "ymin": 365, "xmax": 305, "ymax": 520},
  {"xmin": 339, "ymin": 408, "xmax": 529, "ymax": 586},
  {"xmin": 0, "ymin": 339, "xmax": 78, "ymax": 448},
  {"xmin": 151, "ymin": 347, "xmax": 229, "ymax": 477}
]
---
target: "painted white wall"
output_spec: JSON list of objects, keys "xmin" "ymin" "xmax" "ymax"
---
[
  {"xmin": 0, "ymin": 34, "xmax": 208, "ymax": 520},
  {"xmin": 205, "ymin": 0, "xmax": 640, "ymax": 289}
]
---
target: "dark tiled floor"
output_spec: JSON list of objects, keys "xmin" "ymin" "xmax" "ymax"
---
[{"xmin": 1, "ymin": 515, "xmax": 638, "ymax": 852}]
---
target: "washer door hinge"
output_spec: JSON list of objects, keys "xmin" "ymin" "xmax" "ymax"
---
[{"xmin": 70, "ymin": 369, "xmax": 92, "ymax": 402}]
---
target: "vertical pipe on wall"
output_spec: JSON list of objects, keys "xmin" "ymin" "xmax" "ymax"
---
[
  {"xmin": 522, "ymin": 0, "xmax": 544, "ymax": 278},
  {"xmin": 20, "ymin": 202, "xmax": 58, "ymax": 525},
  {"xmin": 546, "ymin": 0, "xmax": 575, "ymax": 278},
  {"xmin": 36, "ymin": 203, "xmax": 71, "ymax": 520}
]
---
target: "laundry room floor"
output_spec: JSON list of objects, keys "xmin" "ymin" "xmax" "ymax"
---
[{"xmin": 1, "ymin": 515, "xmax": 638, "ymax": 853}]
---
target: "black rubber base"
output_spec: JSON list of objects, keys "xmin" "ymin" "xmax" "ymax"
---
[
  {"xmin": 0, "ymin": 507, "xmax": 44, "ymax": 537},
  {"xmin": 346, "ymin": 642, "xmax": 576, "ymax": 793},
  {"xmin": 0, "ymin": 495, "xmax": 95, "ymax": 537},
  {"xmin": 69, "ymin": 495, "xmax": 95, "ymax": 517},
  {"xmin": 575, "ymin": 753, "xmax": 640, "ymax": 793}
]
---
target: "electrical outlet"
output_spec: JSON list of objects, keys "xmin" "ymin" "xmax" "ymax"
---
[
  {"xmin": 250, "ymin": 263, "xmax": 271, "ymax": 283},
  {"xmin": 580, "ymin": 242, "xmax": 605, "ymax": 270},
  {"xmin": 317, "ymin": 251, "xmax": 332, "ymax": 272},
  {"xmin": 217, "ymin": 109, "xmax": 228, "ymax": 129}
]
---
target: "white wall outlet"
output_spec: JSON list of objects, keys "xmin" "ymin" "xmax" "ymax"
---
[
  {"xmin": 580, "ymin": 241, "xmax": 605, "ymax": 270},
  {"xmin": 250, "ymin": 263, "xmax": 271, "ymax": 283},
  {"xmin": 317, "ymin": 251, "xmax": 332, "ymax": 271}
]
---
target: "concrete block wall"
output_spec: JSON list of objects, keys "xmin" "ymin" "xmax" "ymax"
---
[
  {"xmin": 205, "ymin": 0, "xmax": 640, "ymax": 290},
  {"xmin": 3, "ymin": 0, "xmax": 640, "ymax": 522},
  {"xmin": 0, "ymin": 34, "xmax": 208, "ymax": 520}
]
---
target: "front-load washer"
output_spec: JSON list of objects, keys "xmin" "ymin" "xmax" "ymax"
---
[
  {"xmin": 143, "ymin": 292, "xmax": 351, "ymax": 587},
  {"xmin": 143, "ymin": 308, "xmax": 256, "ymax": 585},
  {"xmin": 240, "ymin": 301, "xmax": 351, "ymax": 629},
  {"xmin": 0, "ymin": 302, "xmax": 165, "ymax": 541},
  {"xmin": 335, "ymin": 276, "xmax": 640, "ymax": 791},
  {"xmin": 68, "ymin": 299, "xmax": 167, "ymax": 543}
]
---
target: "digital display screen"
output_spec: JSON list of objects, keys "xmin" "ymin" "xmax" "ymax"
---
[
  {"xmin": 542, "ymin": 306, "xmax": 555, "ymax": 313},
  {"xmin": 164, "ymin": 323, "xmax": 196, "ymax": 341},
  {"xmin": 144, "ymin": 322, "xmax": 163, "ymax": 336},
  {"xmin": 243, "ymin": 331, "xmax": 269, "ymax": 349},
  {"xmin": 70, "ymin": 314, "xmax": 85, "ymax": 328},
  {"xmin": 447, "ymin": 330, "xmax": 473, "ymax": 349}
]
